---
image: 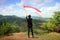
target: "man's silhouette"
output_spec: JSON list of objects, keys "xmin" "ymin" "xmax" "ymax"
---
[{"xmin": 26, "ymin": 15, "xmax": 34, "ymax": 38}]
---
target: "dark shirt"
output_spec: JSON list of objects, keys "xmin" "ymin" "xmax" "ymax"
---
[{"xmin": 26, "ymin": 17, "xmax": 32, "ymax": 27}]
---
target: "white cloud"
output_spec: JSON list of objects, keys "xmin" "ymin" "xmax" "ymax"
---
[
  {"xmin": 0, "ymin": 2, "xmax": 60, "ymax": 18},
  {"xmin": 40, "ymin": 3, "xmax": 60, "ymax": 18},
  {"xmin": 16, "ymin": 0, "xmax": 54, "ymax": 7},
  {"xmin": 0, "ymin": 4, "xmax": 26, "ymax": 17},
  {"xmin": 22, "ymin": 0, "xmax": 53, "ymax": 6},
  {"xmin": 16, "ymin": 1, "xmax": 24, "ymax": 7}
]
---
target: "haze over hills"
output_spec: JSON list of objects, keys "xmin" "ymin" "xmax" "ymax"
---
[
  {"xmin": 0, "ymin": 15, "xmax": 48, "ymax": 21},
  {"xmin": 0, "ymin": 15, "xmax": 49, "ymax": 24}
]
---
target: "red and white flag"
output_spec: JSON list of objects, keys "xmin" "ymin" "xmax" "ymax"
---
[{"xmin": 23, "ymin": 6, "xmax": 41, "ymax": 13}]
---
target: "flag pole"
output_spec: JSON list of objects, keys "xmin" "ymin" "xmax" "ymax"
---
[{"xmin": 23, "ymin": 6, "xmax": 28, "ymax": 17}]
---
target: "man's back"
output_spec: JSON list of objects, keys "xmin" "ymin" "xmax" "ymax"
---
[{"xmin": 27, "ymin": 18, "xmax": 32, "ymax": 26}]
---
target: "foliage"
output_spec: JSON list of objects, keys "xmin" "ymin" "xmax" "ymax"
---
[
  {"xmin": 0, "ymin": 18, "xmax": 20, "ymax": 35},
  {"xmin": 41, "ymin": 11, "xmax": 60, "ymax": 32},
  {"xmin": 0, "ymin": 14, "xmax": 48, "ymax": 36},
  {"xmin": 34, "ymin": 29, "xmax": 48, "ymax": 35}
]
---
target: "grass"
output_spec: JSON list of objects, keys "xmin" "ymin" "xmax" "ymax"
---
[
  {"xmin": 34, "ymin": 29, "xmax": 49, "ymax": 35},
  {"xmin": 45, "ymin": 32, "xmax": 60, "ymax": 40}
]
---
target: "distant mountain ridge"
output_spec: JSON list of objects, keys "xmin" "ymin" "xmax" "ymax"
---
[{"xmin": 0, "ymin": 15, "xmax": 48, "ymax": 24}]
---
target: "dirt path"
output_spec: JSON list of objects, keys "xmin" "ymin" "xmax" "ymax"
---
[
  {"xmin": 0, "ymin": 32, "xmax": 43, "ymax": 40},
  {"xmin": 0, "ymin": 32, "xmax": 60, "ymax": 40}
]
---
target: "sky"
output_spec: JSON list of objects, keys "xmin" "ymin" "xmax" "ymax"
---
[{"xmin": 0, "ymin": 0, "xmax": 60, "ymax": 18}]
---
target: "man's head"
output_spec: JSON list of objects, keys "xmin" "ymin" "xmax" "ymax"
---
[{"xmin": 28, "ymin": 15, "xmax": 31, "ymax": 18}]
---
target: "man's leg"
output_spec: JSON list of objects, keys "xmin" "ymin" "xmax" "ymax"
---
[
  {"xmin": 28, "ymin": 27, "xmax": 30, "ymax": 38},
  {"xmin": 31, "ymin": 27, "xmax": 34, "ymax": 38}
]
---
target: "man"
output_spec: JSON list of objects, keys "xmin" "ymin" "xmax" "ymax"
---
[{"xmin": 26, "ymin": 15, "xmax": 34, "ymax": 38}]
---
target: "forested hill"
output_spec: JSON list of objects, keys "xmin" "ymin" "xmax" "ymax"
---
[
  {"xmin": 0, "ymin": 15, "xmax": 25, "ymax": 23},
  {"xmin": 0, "ymin": 15, "xmax": 48, "ymax": 25},
  {"xmin": 0, "ymin": 15, "xmax": 52, "ymax": 36}
]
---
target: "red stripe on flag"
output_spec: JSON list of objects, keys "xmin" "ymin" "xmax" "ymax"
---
[{"xmin": 24, "ymin": 6, "xmax": 41, "ymax": 13}]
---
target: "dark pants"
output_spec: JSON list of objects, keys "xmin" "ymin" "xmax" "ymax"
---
[{"xmin": 28, "ymin": 25, "xmax": 34, "ymax": 38}]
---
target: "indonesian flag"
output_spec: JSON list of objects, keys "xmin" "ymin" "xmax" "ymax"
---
[{"xmin": 24, "ymin": 6, "xmax": 41, "ymax": 13}]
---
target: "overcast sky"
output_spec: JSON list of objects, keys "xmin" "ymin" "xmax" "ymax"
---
[{"xmin": 0, "ymin": 0, "xmax": 60, "ymax": 18}]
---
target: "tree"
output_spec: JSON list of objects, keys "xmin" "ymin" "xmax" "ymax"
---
[
  {"xmin": 52, "ymin": 11, "xmax": 60, "ymax": 26},
  {"xmin": 0, "ymin": 17, "xmax": 20, "ymax": 35},
  {"xmin": 41, "ymin": 11, "xmax": 60, "ymax": 32}
]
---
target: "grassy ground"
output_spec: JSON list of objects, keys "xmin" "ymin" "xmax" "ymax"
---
[{"xmin": 0, "ymin": 32, "xmax": 60, "ymax": 40}]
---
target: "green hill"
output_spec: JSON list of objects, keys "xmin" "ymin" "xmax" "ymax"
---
[{"xmin": 0, "ymin": 15, "xmax": 48, "ymax": 36}]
